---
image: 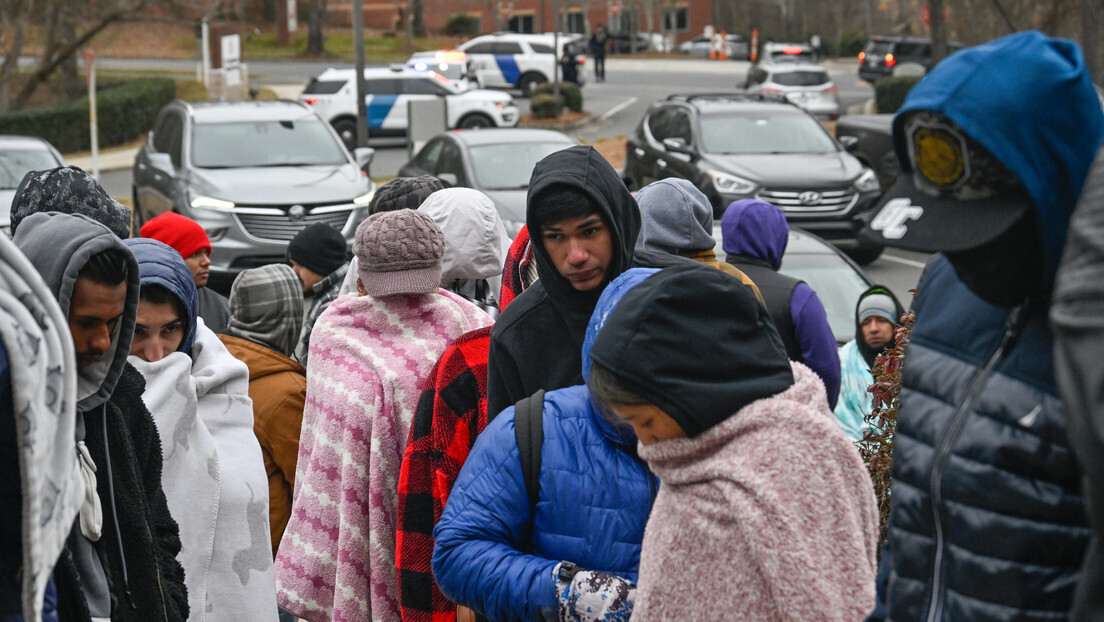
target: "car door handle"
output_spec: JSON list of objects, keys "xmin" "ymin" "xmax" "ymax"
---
[
  {"xmin": 657, "ymin": 159, "xmax": 667, "ymax": 168},
  {"xmin": 634, "ymin": 148, "xmax": 645, "ymax": 157}
]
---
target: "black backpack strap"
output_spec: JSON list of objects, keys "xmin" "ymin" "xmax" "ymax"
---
[{"xmin": 514, "ymin": 389, "xmax": 545, "ymax": 522}]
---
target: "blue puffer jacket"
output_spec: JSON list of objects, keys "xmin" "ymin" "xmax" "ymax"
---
[{"xmin": 433, "ymin": 270, "xmax": 659, "ymax": 622}]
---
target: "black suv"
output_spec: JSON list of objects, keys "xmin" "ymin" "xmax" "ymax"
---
[
  {"xmin": 858, "ymin": 35, "xmax": 965, "ymax": 83},
  {"xmin": 623, "ymin": 93, "xmax": 884, "ymax": 264}
]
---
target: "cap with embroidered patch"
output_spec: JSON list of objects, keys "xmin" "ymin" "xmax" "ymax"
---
[{"xmin": 862, "ymin": 110, "xmax": 1031, "ymax": 253}]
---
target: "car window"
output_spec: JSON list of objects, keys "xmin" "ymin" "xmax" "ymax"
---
[
  {"xmin": 0, "ymin": 148, "xmax": 61, "ymax": 189},
  {"xmin": 303, "ymin": 78, "xmax": 347, "ymax": 95},
  {"xmin": 669, "ymin": 110, "xmax": 692, "ymax": 143},
  {"xmin": 530, "ymin": 43, "xmax": 554, "ymax": 54},
  {"xmin": 191, "ymin": 119, "xmax": 348, "ymax": 168},
  {"xmin": 698, "ymin": 111, "xmax": 838, "ymax": 155},
  {"xmin": 403, "ymin": 78, "xmax": 449, "ymax": 95},
  {"xmin": 780, "ymin": 249, "xmax": 870, "ymax": 342},
  {"xmin": 153, "ymin": 112, "xmax": 184, "ymax": 168},
  {"xmin": 435, "ymin": 141, "xmax": 466, "ymax": 184},
  {"xmin": 646, "ymin": 107, "xmax": 675, "ymax": 142},
  {"xmin": 866, "ymin": 41, "xmax": 893, "ymax": 56},
  {"xmin": 414, "ymin": 139, "xmax": 446, "ymax": 171},
  {"xmin": 493, "ymin": 42, "xmax": 524, "ymax": 55},
  {"xmin": 468, "ymin": 141, "xmax": 573, "ymax": 190},
  {"xmin": 366, "ymin": 78, "xmax": 402, "ymax": 95},
  {"xmin": 772, "ymin": 70, "xmax": 830, "ymax": 87},
  {"xmin": 465, "ymin": 42, "xmax": 495, "ymax": 54}
]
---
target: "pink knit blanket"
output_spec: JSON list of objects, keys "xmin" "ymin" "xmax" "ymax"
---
[
  {"xmin": 633, "ymin": 362, "xmax": 880, "ymax": 621},
  {"xmin": 274, "ymin": 290, "xmax": 493, "ymax": 622}
]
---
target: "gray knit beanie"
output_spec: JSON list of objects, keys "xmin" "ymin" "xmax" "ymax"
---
[{"xmin": 354, "ymin": 209, "xmax": 444, "ymax": 297}]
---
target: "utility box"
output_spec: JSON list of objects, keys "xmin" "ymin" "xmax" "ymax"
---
[{"xmin": 407, "ymin": 98, "xmax": 448, "ymax": 159}]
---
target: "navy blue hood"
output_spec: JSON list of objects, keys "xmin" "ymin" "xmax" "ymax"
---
[
  {"xmin": 124, "ymin": 238, "xmax": 199, "ymax": 355},
  {"xmin": 720, "ymin": 199, "xmax": 790, "ymax": 269},
  {"xmin": 894, "ymin": 30, "xmax": 1104, "ymax": 282}
]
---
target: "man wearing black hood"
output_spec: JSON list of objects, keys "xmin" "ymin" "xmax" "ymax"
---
[{"xmin": 486, "ymin": 145, "xmax": 645, "ymax": 419}]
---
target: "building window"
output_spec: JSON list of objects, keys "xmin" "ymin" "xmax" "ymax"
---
[
  {"xmin": 509, "ymin": 14, "xmax": 534, "ymax": 33},
  {"xmin": 610, "ymin": 10, "xmax": 636, "ymax": 33},
  {"xmin": 566, "ymin": 11, "xmax": 585, "ymax": 34},
  {"xmin": 663, "ymin": 7, "xmax": 689, "ymax": 32}
]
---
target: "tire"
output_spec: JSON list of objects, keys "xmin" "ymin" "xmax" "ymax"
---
[
  {"xmin": 458, "ymin": 113, "xmax": 495, "ymax": 129},
  {"xmin": 847, "ymin": 244, "xmax": 885, "ymax": 266},
  {"xmin": 331, "ymin": 117, "xmax": 358, "ymax": 152},
  {"xmin": 519, "ymin": 72, "xmax": 547, "ymax": 97}
]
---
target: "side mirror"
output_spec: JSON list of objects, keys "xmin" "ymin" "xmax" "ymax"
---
[
  {"xmin": 354, "ymin": 147, "xmax": 375, "ymax": 170},
  {"xmin": 663, "ymin": 137, "xmax": 696, "ymax": 157},
  {"xmin": 146, "ymin": 152, "xmax": 174, "ymax": 172},
  {"xmin": 438, "ymin": 173, "xmax": 459, "ymax": 186},
  {"xmin": 838, "ymin": 135, "xmax": 859, "ymax": 151}
]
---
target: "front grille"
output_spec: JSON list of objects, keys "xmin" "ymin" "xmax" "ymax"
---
[
  {"xmin": 236, "ymin": 210, "xmax": 353, "ymax": 242},
  {"xmin": 757, "ymin": 188, "xmax": 856, "ymax": 213}
]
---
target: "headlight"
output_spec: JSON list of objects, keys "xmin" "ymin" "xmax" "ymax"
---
[
  {"xmin": 854, "ymin": 168, "xmax": 881, "ymax": 193},
  {"xmin": 353, "ymin": 189, "xmax": 375, "ymax": 205},
  {"xmin": 707, "ymin": 170, "xmax": 757, "ymax": 195},
  {"xmin": 190, "ymin": 195, "xmax": 235, "ymax": 211}
]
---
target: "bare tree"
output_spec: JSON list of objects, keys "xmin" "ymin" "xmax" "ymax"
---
[
  {"xmin": 307, "ymin": 0, "xmax": 326, "ymax": 54},
  {"xmin": 1082, "ymin": 0, "xmax": 1102, "ymax": 84},
  {"xmin": 411, "ymin": 0, "xmax": 424, "ymax": 36},
  {"xmin": 0, "ymin": 0, "xmax": 35, "ymax": 111}
]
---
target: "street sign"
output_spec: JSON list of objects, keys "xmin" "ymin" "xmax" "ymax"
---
[{"xmin": 497, "ymin": 0, "xmax": 514, "ymax": 20}]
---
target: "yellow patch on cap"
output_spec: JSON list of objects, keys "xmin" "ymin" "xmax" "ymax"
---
[{"xmin": 913, "ymin": 127, "xmax": 966, "ymax": 187}]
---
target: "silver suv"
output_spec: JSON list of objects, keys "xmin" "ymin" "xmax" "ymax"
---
[{"xmin": 132, "ymin": 99, "xmax": 376, "ymax": 291}]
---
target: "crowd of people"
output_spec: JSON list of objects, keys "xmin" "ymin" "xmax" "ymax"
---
[{"xmin": 3, "ymin": 28, "xmax": 1104, "ymax": 622}]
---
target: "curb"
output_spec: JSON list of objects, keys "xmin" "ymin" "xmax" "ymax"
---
[{"xmin": 518, "ymin": 111, "xmax": 601, "ymax": 132}]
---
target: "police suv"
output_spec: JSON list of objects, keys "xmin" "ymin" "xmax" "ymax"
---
[
  {"xmin": 300, "ymin": 67, "xmax": 519, "ymax": 150},
  {"xmin": 458, "ymin": 32, "xmax": 588, "ymax": 96}
]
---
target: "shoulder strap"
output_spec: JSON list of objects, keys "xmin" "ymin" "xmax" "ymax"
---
[{"xmin": 514, "ymin": 389, "xmax": 545, "ymax": 519}]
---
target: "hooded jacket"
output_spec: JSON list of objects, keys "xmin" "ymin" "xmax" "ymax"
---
[
  {"xmin": 834, "ymin": 285, "xmax": 904, "ymax": 441},
  {"xmin": 0, "ymin": 232, "xmax": 79, "ymax": 621},
  {"xmin": 500, "ymin": 225, "xmax": 536, "ymax": 310},
  {"xmin": 219, "ymin": 263, "xmax": 308, "ymax": 555},
  {"xmin": 486, "ymin": 146, "xmax": 642, "ymax": 419},
  {"xmin": 874, "ymin": 31, "xmax": 1104, "ymax": 622},
  {"xmin": 433, "ymin": 269, "xmax": 659, "ymax": 622},
  {"xmin": 720, "ymin": 199, "xmax": 840, "ymax": 408},
  {"xmin": 125, "ymin": 239, "xmax": 199, "ymax": 354},
  {"xmin": 13, "ymin": 212, "xmax": 188, "ymax": 622}
]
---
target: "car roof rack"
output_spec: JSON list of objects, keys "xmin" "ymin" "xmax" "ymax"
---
[{"xmin": 666, "ymin": 92, "xmax": 790, "ymax": 105}]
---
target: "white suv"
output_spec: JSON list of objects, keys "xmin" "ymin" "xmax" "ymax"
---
[
  {"xmin": 300, "ymin": 67, "xmax": 519, "ymax": 150},
  {"xmin": 458, "ymin": 32, "xmax": 588, "ymax": 96}
]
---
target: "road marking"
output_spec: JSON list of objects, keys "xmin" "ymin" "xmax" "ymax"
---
[
  {"xmin": 600, "ymin": 97, "xmax": 638, "ymax": 122},
  {"xmin": 880, "ymin": 253, "xmax": 928, "ymax": 269}
]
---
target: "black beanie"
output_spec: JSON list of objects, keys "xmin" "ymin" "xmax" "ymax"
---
[
  {"xmin": 287, "ymin": 223, "xmax": 348, "ymax": 277},
  {"xmin": 589, "ymin": 263, "xmax": 794, "ymax": 438}
]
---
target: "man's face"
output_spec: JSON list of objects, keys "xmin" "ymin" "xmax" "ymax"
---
[
  {"xmin": 861, "ymin": 316, "xmax": 894, "ymax": 350},
  {"xmin": 131, "ymin": 301, "xmax": 185, "ymax": 363},
  {"xmin": 289, "ymin": 259, "xmax": 325, "ymax": 294},
  {"xmin": 184, "ymin": 248, "xmax": 212, "ymax": 288},
  {"xmin": 540, "ymin": 213, "xmax": 613, "ymax": 292},
  {"xmin": 68, "ymin": 277, "xmax": 127, "ymax": 369}
]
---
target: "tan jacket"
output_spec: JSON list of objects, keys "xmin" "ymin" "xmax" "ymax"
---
[
  {"xmin": 681, "ymin": 248, "xmax": 765, "ymax": 304},
  {"xmin": 218, "ymin": 334, "xmax": 307, "ymax": 556}
]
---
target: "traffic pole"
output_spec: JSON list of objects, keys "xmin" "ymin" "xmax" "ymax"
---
[{"xmin": 84, "ymin": 50, "xmax": 99, "ymax": 180}]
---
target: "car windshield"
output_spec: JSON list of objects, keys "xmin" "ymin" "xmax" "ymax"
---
[
  {"xmin": 772, "ymin": 71, "xmax": 830, "ymax": 87},
  {"xmin": 191, "ymin": 119, "xmax": 348, "ymax": 168},
  {"xmin": 780, "ymin": 250, "xmax": 869, "ymax": 342},
  {"xmin": 866, "ymin": 41, "xmax": 893, "ymax": 55},
  {"xmin": 469, "ymin": 142, "xmax": 574, "ymax": 190},
  {"xmin": 0, "ymin": 149, "xmax": 61, "ymax": 189},
  {"xmin": 699, "ymin": 112, "xmax": 838, "ymax": 155}
]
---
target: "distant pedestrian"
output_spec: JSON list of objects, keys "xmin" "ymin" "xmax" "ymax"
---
[
  {"xmin": 589, "ymin": 24, "xmax": 608, "ymax": 81},
  {"xmin": 141, "ymin": 211, "xmax": 232, "ymax": 332},
  {"xmin": 834, "ymin": 285, "xmax": 904, "ymax": 441},
  {"xmin": 285, "ymin": 222, "xmax": 349, "ymax": 365}
]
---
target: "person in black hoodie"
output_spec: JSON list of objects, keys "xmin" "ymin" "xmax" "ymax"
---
[{"xmin": 486, "ymin": 145, "xmax": 643, "ymax": 419}]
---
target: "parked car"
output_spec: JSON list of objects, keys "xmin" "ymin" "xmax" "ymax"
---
[
  {"xmin": 714, "ymin": 226, "xmax": 873, "ymax": 343},
  {"xmin": 742, "ymin": 62, "xmax": 841, "ymax": 119},
  {"xmin": 458, "ymin": 32, "xmax": 588, "ymax": 96},
  {"xmin": 858, "ymin": 35, "xmax": 965, "ymax": 83},
  {"xmin": 834, "ymin": 113, "xmax": 899, "ymax": 191},
  {"xmin": 132, "ymin": 100, "xmax": 376, "ymax": 291},
  {"xmin": 0, "ymin": 135, "xmax": 66, "ymax": 237},
  {"xmin": 300, "ymin": 67, "xmax": 519, "ymax": 151},
  {"xmin": 677, "ymin": 33, "xmax": 749, "ymax": 60},
  {"xmin": 624, "ymin": 93, "xmax": 884, "ymax": 264},
  {"xmin": 758, "ymin": 41, "xmax": 819, "ymax": 64},
  {"xmin": 608, "ymin": 31, "xmax": 671, "ymax": 54},
  {"xmin": 398, "ymin": 127, "xmax": 578, "ymax": 236},
  {"xmin": 404, "ymin": 49, "xmax": 482, "ymax": 91}
]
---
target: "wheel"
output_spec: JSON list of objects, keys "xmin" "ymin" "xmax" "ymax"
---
[
  {"xmin": 519, "ymin": 72, "xmax": 547, "ymax": 97},
  {"xmin": 847, "ymin": 244, "xmax": 885, "ymax": 266},
  {"xmin": 331, "ymin": 117, "xmax": 357, "ymax": 152},
  {"xmin": 458, "ymin": 113, "xmax": 495, "ymax": 129}
]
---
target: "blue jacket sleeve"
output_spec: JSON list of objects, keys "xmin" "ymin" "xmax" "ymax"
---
[
  {"xmin": 790, "ymin": 282, "xmax": 841, "ymax": 409},
  {"xmin": 432, "ymin": 406, "xmax": 558, "ymax": 621}
]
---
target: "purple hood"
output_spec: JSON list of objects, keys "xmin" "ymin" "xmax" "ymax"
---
[{"xmin": 720, "ymin": 199, "xmax": 790, "ymax": 270}]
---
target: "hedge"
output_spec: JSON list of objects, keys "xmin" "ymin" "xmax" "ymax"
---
[
  {"xmin": 530, "ymin": 93, "xmax": 565, "ymax": 119},
  {"xmin": 0, "ymin": 78, "xmax": 175, "ymax": 153},
  {"xmin": 531, "ymin": 82, "xmax": 582, "ymax": 113},
  {"xmin": 875, "ymin": 75, "xmax": 922, "ymax": 114}
]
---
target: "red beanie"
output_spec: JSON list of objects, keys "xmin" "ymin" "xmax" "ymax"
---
[{"xmin": 141, "ymin": 212, "xmax": 212, "ymax": 259}]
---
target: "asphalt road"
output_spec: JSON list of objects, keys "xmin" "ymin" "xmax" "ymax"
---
[{"xmin": 98, "ymin": 55, "xmax": 925, "ymax": 301}]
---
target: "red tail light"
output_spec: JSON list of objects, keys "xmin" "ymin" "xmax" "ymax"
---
[
  {"xmin": 858, "ymin": 51, "xmax": 865, "ymax": 62},
  {"xmin": 302, "ymin": 97, "xmax": 319, "ymax": 105},
  {"xmin": 577, "ymin": 58, "xmax": 585, "ymax": 65},
  {"xmin": 826, "ymin": 85, "xmax": 838, "ymax": 94},
  {"xmin": 885, "ymin": 53, "xmax": 896, "ymax": 67},
  {"xmin": 761, "ymin": 87, "xmax": 782, "ymax": 94}
]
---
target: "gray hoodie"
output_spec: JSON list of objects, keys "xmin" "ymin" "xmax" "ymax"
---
[{"xmin": 633, "ymin": 178, "xmax": 718, "ymax": 256}]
